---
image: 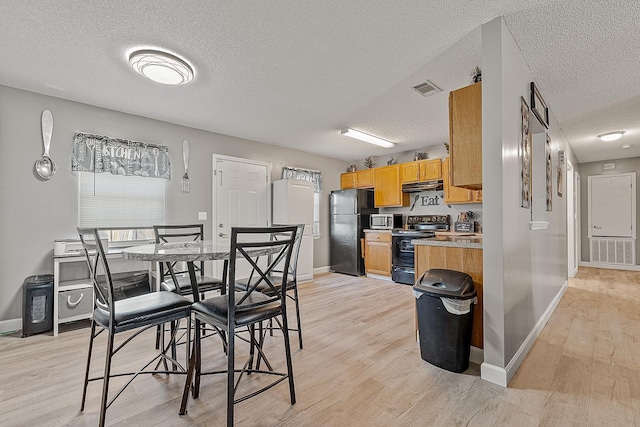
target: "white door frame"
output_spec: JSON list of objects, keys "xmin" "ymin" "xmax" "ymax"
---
[
  {"xmin": 567, "ymin": 161, "xmax": 575, "ymax": 277},
  {"xmin": 567, "ymin": 161, "xmax": 579, "ymax": 277},
  {"xmin": 574, "ymin": 170, "xmax": 581, "ymax": 273}
]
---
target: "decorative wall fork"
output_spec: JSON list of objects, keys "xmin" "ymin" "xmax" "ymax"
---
[{"xmin": 182, "ymin": 139, "xmax": 190, "ymax": 193}]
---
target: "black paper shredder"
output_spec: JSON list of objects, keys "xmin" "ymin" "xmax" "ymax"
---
[{"xmin": 22, "ymin": 274, "xmax": 54, "ymax": 337}]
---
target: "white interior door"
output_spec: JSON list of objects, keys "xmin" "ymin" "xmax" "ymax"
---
[
  {"xmin": 212, "ymin": 155, "xmax": 271, "ymax": 279},
  {"xmin": 588, "ymin": 173, "xmax": 635, "ymax": 238}
]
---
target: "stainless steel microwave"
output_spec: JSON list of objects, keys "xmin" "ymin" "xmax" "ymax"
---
[{"xmin": 370, "ymin": 214, "xmax": 403, "ymax": 230}]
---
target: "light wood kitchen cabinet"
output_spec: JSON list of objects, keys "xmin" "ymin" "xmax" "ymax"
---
[
  {"xmin": 340, "ymin": 169, "xmax": 374, "ymax": 189},
  {"xmin": 401, "ymin": 159, "xmax": 442, "ymax": 184},
  {"xmin": 415, "ymin": 245, "xmax": 483, "ymax": 349},
  {"xmin": 364, "ymin": 230, "xmax": 392, "ymax": 276},
  {"xmin": 449, "ymin": 82, "xmax": 482, "ymax": 189},
  {"xmin": 400, "ymin": 162, "xmax": 421, "ymax": 184},
  {"xmin": 355, "ymin": 169, "xmax": 374, "ymax": 188},
  {"xmin": 420, "ymin": 159, "xmax": 442, "ymax": 181},
  {"xmin": 443, "ymin": 157, "xmax": 481, "ymax": 204},
  {"xmin": 374, "ymin": 164, "xmax": 410, "ymax": 207},
  {"xmin": 340, "ymin": 172, "xmax": 356, "ymax": 189}
]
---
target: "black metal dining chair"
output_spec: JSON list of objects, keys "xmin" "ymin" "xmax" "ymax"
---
[
  {"xmin": 235, "ymin": 223, "xmax": 305, "ymax": 349},
  {"xmin": 179, "ymin": 225, "xmax": 298, "ymax": 427},
  {"xmin": 153, "ymin": 224, "xmax": 227, "ymax": 359},
  {"xmin": 153, "ymin": 224, "xmax": 225, "ymax": 298},
  {"xmin": 77, "ymin": 228, "xmax": 193, "ymax": 427}
]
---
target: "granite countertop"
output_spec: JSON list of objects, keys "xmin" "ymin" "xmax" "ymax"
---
[
  {"xmin": 364, "ymin": 229, "xmax": 391, "ymax": 233},
  {"xmin": 412, "ymin": 235, "xmax": 483, "ymax": 249}
]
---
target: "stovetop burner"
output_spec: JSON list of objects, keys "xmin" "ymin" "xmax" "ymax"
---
[{"xmin": 403, "ymin": 214, "xmax": 450, "ymax": 232}]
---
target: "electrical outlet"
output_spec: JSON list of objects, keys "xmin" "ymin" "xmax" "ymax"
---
[{"xmin": 198, "ymin": 212, "xmax": 207, "ymax": 221}]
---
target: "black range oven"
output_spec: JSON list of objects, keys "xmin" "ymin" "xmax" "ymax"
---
[{"xmin": 391, "ymin": 215, "xmax": 450, "ymax": 285}]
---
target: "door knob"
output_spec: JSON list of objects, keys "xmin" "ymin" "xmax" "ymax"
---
[
  {"xmin": 594, "ymin": 225, "xmax": 602, "ymax": 229},
  {"xmin": 219, "ymin": 232, "xmax": 228, "ymax": 238}
]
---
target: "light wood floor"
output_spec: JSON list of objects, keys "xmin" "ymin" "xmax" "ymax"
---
[{"xmin": 1, "ymin": 267, "xmax": 639, "ymax": 426}]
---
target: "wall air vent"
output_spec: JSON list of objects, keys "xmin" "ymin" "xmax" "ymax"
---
[{"xmin": 412, "ymin": 80, "xmax": 442, "ymax": 97}]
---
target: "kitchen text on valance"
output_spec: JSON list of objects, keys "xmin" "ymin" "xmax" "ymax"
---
[{"xmin": 72, "ymin": 132, "xmax": 171, "ymax": 179}]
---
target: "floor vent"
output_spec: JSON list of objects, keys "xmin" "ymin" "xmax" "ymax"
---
[{"xmin": 590, "ymin": 238, "xmax": 635, "ymax": 265}]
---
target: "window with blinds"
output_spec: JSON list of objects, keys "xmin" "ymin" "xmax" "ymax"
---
[{"xmin": 78, "ymin": 172, "xmax": 165, "ymax": 237}]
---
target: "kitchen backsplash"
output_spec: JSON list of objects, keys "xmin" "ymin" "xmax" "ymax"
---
[{"xmin": 379, "ymin": 188, "xmax": 483, "ymax": 230}]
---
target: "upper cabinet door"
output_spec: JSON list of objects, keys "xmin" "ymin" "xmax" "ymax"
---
[
  {"xmin": 355, "ymin": 169, "xmax": 374, "ymax": 188},
  {"xmin": 374, "ymin": 165, "xmax": 409, "ymax": 207},
  {"xmin": 449, "ymin": 82, "xmax": 482, "ymax": 189},
  {"xmin": 443, "ymin": 157, "xmax": 481, "ymax": 204},
  {"xmin": 419, "ymin": 159, "xmax": 442, "ymax": 181},
  {"xmin": 400, "ymin": 162, "xmax": 420, "ymax": 184},
  {"xmin": 340, "ymin": 172, "xmax": 356, "ymax": 189}
]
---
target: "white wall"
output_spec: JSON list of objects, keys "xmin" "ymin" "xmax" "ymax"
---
[
  {"xmin": 0, "ymin": 85, "xmax": 348, "ymax": 324},
  {"xmin": 481, "ymin": 17, "xmax": 568, "ymax": 385}
]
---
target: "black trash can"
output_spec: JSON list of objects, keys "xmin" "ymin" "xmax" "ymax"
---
[
  {"xmin": 413, "ymin": 269, "xmax": 477, "ymax": 373},
  {"xmin": 22, "ymin": 274, "xmax": 54, "ymax": 337}
]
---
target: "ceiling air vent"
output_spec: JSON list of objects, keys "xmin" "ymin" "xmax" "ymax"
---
[{"xmin": 412, "ymin": 80, "xmax": 442, "ymax": 97}]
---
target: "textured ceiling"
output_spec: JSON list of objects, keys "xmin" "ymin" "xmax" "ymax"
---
[{"xmin": 0, "ymin": 0, "xmax": 638, "ymax": 163}]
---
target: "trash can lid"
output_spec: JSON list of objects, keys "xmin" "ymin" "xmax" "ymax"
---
[
  {"xmin": 413, "ymin": 268, "xmax": 476, "ymax": 299},
  {"xmin": 24, "ymin": 274, "xmax": 54, "ymax": 285}
]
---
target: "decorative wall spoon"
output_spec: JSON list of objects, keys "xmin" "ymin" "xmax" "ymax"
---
[{"xmin": 35, "ymin": 110, "xmax": 57, "ymax": 180}]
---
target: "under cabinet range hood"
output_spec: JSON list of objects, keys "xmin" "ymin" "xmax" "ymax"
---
[{"xmin": 402, "ymin": 180, "xmax": 443, "ymax": 193}]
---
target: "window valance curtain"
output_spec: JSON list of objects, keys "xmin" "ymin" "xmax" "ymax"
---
[
  {"xmin": 281, "ymin": 166, "xmax": 322, "ymax": 193},
  {"xmin": 72, "ymin": 132, "xmax": 171, "ymax": 180}
]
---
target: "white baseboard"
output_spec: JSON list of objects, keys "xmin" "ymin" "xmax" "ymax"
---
[
  {"xmin": 0, "ymin": 318, "xmax": 22, "ymax": 335},
  {"xmin": 481, "ymin": 362, "xmax": 507, "ymax": 387},
  {"xmin": 313, "ymin": 266, "xmax": 331, "ymax": 275},
  {"xmin": 580, "ymin": 261, "xmax": 640, "ymax": 271},
  {"xmin": 481, "ymin": 279, "xmax": 568, "ymax": 388}
]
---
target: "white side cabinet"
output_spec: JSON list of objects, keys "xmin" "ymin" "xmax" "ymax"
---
[
  {"xmin": 53, "ymin": 250, "xmax": 151, "ymax": 336},
  {"xmin": 53, "ymin": 253, "xmax": 95, "ymax": 336}
]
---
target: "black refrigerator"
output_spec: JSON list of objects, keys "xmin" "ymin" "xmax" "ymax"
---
[{"xmin": 330, "ymin": 189, "xmax": 377, "ymax": 276}]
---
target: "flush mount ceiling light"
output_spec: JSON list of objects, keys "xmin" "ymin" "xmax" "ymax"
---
[
  {"xmin": 129, "ymin": 49, "xmax": 194, "ymax": 85},
  {"xmin": 597, "ymin": 131, "xmax": 625, "ymax": 142},
  {"xmin": 622, "ymin": 144, "xmax": 632, "ymax": 149},
  {"xmin": 340, "ymin": 128, "xmax": 395, "ymax": 148}
]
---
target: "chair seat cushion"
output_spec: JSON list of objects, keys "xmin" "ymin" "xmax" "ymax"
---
[
  {"xmin": 192, "ymin": 292, "xmax": 281, "ymax": 327},
  {"xmin": 160, "ymin": 275, "xmax": 224, "ymax": 295},
  {"xmin": 234, "ymin": 275, "xmax": 295, "ymax": 296},
  {"xmin": 94, "ymin": 291, "xmax": 192, "ymax": 333}
]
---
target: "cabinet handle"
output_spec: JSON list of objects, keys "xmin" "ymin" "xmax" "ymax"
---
[{"xmin": 67, "ymin": 293, "xmax": 84, "ymax": 308}]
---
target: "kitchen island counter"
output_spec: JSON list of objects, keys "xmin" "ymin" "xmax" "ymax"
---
[{"xmin": 412, "ymin": 234, "xmax": 482, "ymax": 249}]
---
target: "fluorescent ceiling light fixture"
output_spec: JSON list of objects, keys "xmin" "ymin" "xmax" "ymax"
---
[
  {"xmin": 340, "ymin": 128, "xmax": 395, "ymax": 148},
  {"xmin": 597, "ymin": 131, "xmax": 625, "ymax": 142},
  {"xmin": 129, "ymin": 49, "xmax": 194, "ymax": 85}
]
